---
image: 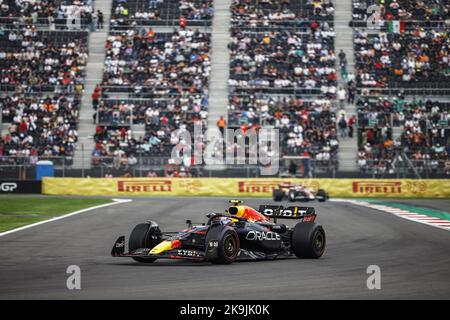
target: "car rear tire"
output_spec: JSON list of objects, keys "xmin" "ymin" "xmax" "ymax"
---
[
  {"xmin": 288, "ymin": 190, "xmax": 297, "ymax": 202},
  {"xmin": 273, "ymin": 189, "xmax": 284, "ymax": 201},
  {"xmin": 129, "ymin": 223, "xmax": 161, "ymax": 263},
  {"xmin": 211, "ymin": 229, "xmax": 240, "ymax": 264},
  {"xmin": 291, "ymin": 222, "xmax": 325, "ymax": 259},
  {"xmin": 317, "ymin": 189, "xmax": 327, "ymax": 202}
]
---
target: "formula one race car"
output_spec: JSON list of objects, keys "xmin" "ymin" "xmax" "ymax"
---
[
  {"xmin": 272, "ymin": 183, "xmax": 329, "ymax": 202},
  {"xmin": 111, "ymin": 200, "xmax": 326, "ymax": 264}
]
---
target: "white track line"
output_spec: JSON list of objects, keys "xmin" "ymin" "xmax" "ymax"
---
[
  {"xmin": 0, "ymin": 198, "xmax": 132, "ymax": 237},
  {"xmin": 331, "ymin": 199, "xmax": 450, "ymax": 232}
]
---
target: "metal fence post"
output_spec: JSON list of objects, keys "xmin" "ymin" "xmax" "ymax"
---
[
  {"xmin": 139, "ymin": 152, "xmax": 143, "ymax": 177},
  {"xmin": 0, "ymin": 103, "xmax": 2, "ymax": 136},
  {"xmin": 81, "ymin": 144, "xmax": 85, "ymax": 178}
]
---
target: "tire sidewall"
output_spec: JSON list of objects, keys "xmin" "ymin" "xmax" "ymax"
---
[
  {"xmin": 288, "ymin": 190, "xmax": 296, "ymax": 202},
  {"xmin": 291, "ymin": 222, "xmax": 326, "ymax": 258},
  {"xmin": 215, "ymin": 228, "xmax": 240, "ymax": 264},
  {"xmin": 129, "ymin": 223, "xmax": 161, "ymax": 263},
  {"xmin": 273, "ymin": 189, "xmax": 284, "ymax": 201}
]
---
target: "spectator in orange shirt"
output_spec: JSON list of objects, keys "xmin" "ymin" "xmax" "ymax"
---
[{"xmin": 217, "ymin": 116, "xmax": 226, "ymax": 135}]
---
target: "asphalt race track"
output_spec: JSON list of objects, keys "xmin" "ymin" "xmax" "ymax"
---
[{"xmin": 0, "ymin": 197, "xmax": 449, "ymax": 299}]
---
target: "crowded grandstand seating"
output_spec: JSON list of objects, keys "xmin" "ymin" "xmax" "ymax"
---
[
  {"xmin": 101, "ymin": 29, "xmax": 211, "ymax": 94},
  {"xmin": 231, "ymin": 0, "xmax": 334, "ymax": 28},
  {"xmin": 0, "ymin": 19, "xmax": 89, "ymax": 166},
  {"xmin": 0, "ymin": 94, "xmax": 80, "ymax": 165},
  {"xmin": 354, "ymin": 28, "xmax": 450, "ymax": 93},
  {"xmin": 93, "ymin": 28, "xmax": 211, "ymax": 167},
  {"xmin": 0, "ymin": 28, "xmax": 89, "ymax": 93},
  {"xmin": 0, "ymin": 0, "xmax": 95, "ymax": 29},
  {"xmin": 92, "ymin": 106, "xmax": 206, "ymax": 167},
  {"xmin": 228, "ymin": 95, "xmax": 339, "ymax": 165},
  {"xmin": 96, "ymin": 97, "xmax": 208, "ymax": 125},
  {"xmin": 356, "ymin": 96, "xmax": 450, "ymax": 175},
  {"xmin": 110, "ymin": 0, "xmax": 213, "ymax": 29},
  {"xmin": 228, "ymin": 26, "xmax": 337, "ymax": 95},
  {"xmin": 227, "ymin": 0, "xmax": 338, "ymax": 174},
  {"xmin": 352, "ymin": 0, "xmax": 450, "ymax": 28}
]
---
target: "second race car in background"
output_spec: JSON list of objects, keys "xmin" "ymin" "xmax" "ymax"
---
[{"xmin": 273, "ymin": 183, "xmax": 329, "ymax": 202}]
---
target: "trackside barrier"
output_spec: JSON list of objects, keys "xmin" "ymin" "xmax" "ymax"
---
[{"xmin": 42, "ymin": 178, "xmax": 450, "ymax": 198}]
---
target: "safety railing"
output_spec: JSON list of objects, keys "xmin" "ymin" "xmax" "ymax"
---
[
  {"xmin": 350, "ymin": 17, "xmax": 450, "ymax": 30},
  {"xmin": 109, "ymin": 18, "xmax": 212, "ymax": 30},
  {"xmin": 0, "ymin": 155, "xmax": 341, "ymax": 179},
  {"xmin": 89, "ymin": 156, "xmax": 340, "ymax": 178},
  {"xmin": 359, "ymin": 159, "xmax": 450, "ymax": 179},
  {"xmin": 0, "ymin": 17, "xmax": 95, "ymax": 31},
  {"xmin": 229, "ymin": 86, "xmax": 330, "ymax": 96},
  {"xmin": 2, "ymin": 155, "xmax": 449, "ymax": 179},
  {"xmin": 356, "ymin": 87, "xmax": 450, "ymax": 96}
]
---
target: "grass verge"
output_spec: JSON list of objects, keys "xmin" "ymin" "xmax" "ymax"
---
[{"xmin": 0, "ymin": 196, "xmax": 113, "ymax": 233}]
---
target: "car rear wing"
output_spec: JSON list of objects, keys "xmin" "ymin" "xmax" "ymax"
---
[{"xmin": 258, "ymin": 205, "xmax": 316, "ymax": 223}]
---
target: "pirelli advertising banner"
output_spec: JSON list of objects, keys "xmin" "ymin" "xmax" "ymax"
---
[{"xmin": 42, "ymin": 178, "xmax": 450, "ymax": 198}]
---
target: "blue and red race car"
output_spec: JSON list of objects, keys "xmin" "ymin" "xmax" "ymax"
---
[{"xmin": 111, "ymin": 200, "xmax": 326, "ymax": 264}]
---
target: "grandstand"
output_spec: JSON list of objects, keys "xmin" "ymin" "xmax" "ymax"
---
[{"xmin": 0, "ymin": 0, "xmax": 449, "ymax": 179}]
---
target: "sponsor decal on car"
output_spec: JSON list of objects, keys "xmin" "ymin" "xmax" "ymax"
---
[
  {"xmin": 176, "ymin": 249, "xmax": 202, "ymax": 257},
  {"xmin": 245, "ymin": 230, "xmax": 281, "ymax": 241},
  {"xmin": 115, "ymin": 240, "xmax": 125, "ymax": 248},
  {"xmin": 260, "ymin": 206, "xmax": 310, "ymax": 218},
  {"xmin": 302, "ymin": 215, "xmax": 315, "ymax": 222},
  {"xmin": 208, "ymin": 240, "xmax": 218, "ymax": 249},
  {"xmin": 117, "ymin": 180, "xmax": 172, "ymax": 192}
]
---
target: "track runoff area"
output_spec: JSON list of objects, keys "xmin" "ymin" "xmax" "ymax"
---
[{"xmin": 0, "ymin": 196, "xmax": 448, "ymax": 300}]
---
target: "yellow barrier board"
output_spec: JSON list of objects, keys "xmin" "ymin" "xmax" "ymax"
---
[{"xmin": 43, "ymin": 178, "xmax": 450, "ymax": 198}]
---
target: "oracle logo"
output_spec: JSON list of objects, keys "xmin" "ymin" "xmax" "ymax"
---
[{"xmin": 245, "ymin": 230, "xmax": 281, "ymax": 241}]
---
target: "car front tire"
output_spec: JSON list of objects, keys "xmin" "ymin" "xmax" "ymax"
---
[
  {"xmin": 211, "ymin": 229, "xmax": 240, "ymax": 264},
  {"xmin": 129, "ymin": 223, "xmax": 160, "ymax": 263}
]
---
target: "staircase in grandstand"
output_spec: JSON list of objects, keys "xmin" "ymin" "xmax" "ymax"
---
[
  {"xmin": 74, "ymin": 0, "xmax": 113, "ymax": 169},
  {"xmin": 335, "ymin": 0, "xmax": 358, "ymax": 172}
]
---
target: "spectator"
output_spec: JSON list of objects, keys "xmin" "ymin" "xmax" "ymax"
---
[
  {"xmin": 347, "ymin": 81, "xmax": 356, "ymax": 104},
  {"xmin": 97, "ymin": 10, "xmax": 103, "ymax": 29},
  {"xmin": 337, "ymin": 87, "xmax": 346, "ymax": 109},
  {"xmin": 92, "ymin": 86, "xmax": 101, "ymax": 110},
  {"xmin": 217, "ymin": 116, "xmax": 226, "ymax": 135},
  {"xmin": 348, "ymin": 114, "xmax": 356, "ymax": 138},
  {"xmin": 180, "ymin": 15, "xmax": 187, "ymax": 29},
  {"xmin": 338, "ymin": 114, "xmax": 348, "ymax": 138}
]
